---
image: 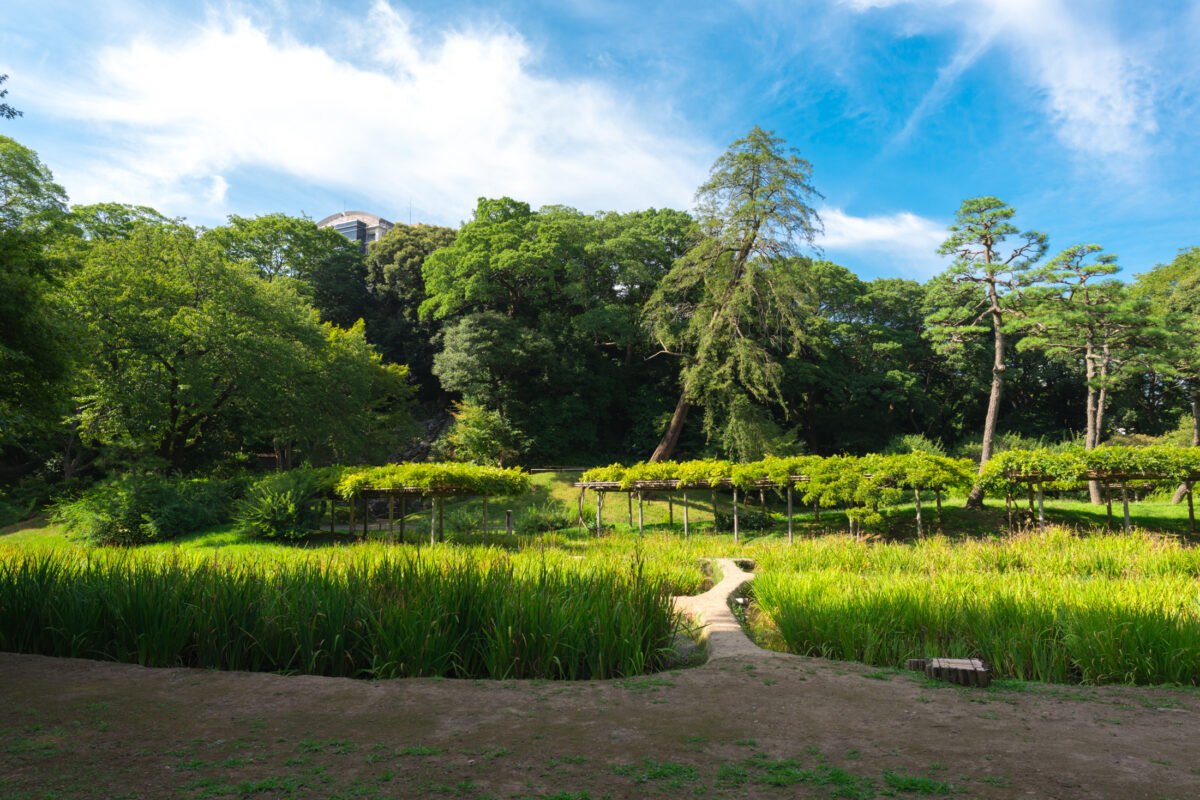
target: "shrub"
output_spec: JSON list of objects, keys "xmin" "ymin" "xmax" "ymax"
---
[
  {"xmin": 0, "ymin": 496, "xmax": 24, "ymax": 529},
  {"xmin": 883, "ymin": 433, "xmax": 945, "ymax": 456},
  {"xmin": 437, "ymin": 402, "xmax": 529, "ymax": 467},
  {"xmin": 516, "ymin": 500, "xmax": 575, "ymax": 533},
  {"xmin": 235, "ymin": 470, "xmax": 326, "ymax": 541},
  {"xmin": 715, "ymin": 506, "xmax": 775, "ymax": 532},
  {"xmin": 54, "ymin": 475, "xmax": 232, "ymax": 546}
]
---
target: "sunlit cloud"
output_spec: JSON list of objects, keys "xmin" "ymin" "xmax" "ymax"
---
[
  {"xmin": 34, "ymin": 1, "xmax": 711, "ymax": 222},
  {"xmin": 819, "ymin": 205, "xmax": 946, "ymax": 278}
]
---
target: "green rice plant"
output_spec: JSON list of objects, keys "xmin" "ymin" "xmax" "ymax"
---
[
  {"xmin": 753, "ymin": 546, "xmax": 1200, "ymax": 685},
  {"xmin": 0, "ymin": 544, "xmax": 680, "ymax": 680}
]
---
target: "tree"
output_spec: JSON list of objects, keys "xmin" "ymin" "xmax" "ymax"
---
[
  {"xmin": 67, "ymin": 202, "xmax": 172, "ymax": 241},
  {"xmin": 0, "ymin": 75, "xmax": 21, "ymax": 121},
  {"xmin": 1135, "ymin": 247, "xmax": 1200, "ymax": 501},
  {"xmin": 644, "ymin": 126, "xmax": 822, "ymax": 461},
  {"xmin": 788, "ymin": 262, "xmax": 952, "ymax": 455},
  {"xmin": 0, "ymin": 136, "xmax": 71, "ymax": 444},
  {"xmin": 362, "ymin": 222, "xmax": 456, "ymax": 394},
  {"xmin": 1017, "ymin": 245, "xmax": 1153, "ymax": 503},
  {"xmin": 421, "ymin": 197, "xmax": 578, "ymax": 321},
  {"xmin": 432, "ymin": 312, "xmax": 556, "ymax": 421},
  {"xmin": 925, "ymin": 197, "xmax": 1047, "ymax": 508},
  {"xmin": 420, "ymin": 199, "xmax": 695, "ymax": 462},
  {"xmin": 207, "ymin": 213, "xmax": 368, "ymax": 328},
  {"xmin": 65, "ymin": 222, "xmax": 408, "ymax": 471},
  {"xmin": 437, "ymin": 401, "xmax": 529, "ymax": 466}
]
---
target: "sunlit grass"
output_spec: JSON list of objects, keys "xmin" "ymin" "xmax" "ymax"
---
[{"xmin": 4, "ymin": 471, "xmax": 1199, "ymax": 686}]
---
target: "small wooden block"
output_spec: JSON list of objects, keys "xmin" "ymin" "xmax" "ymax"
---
[
  {"xmin": 904, "ymin": 658, "xmax": 928, "ymax": 672},
  {"xmin": 925, "ymin": 657, "xmax": 990, "ymax": 688}
]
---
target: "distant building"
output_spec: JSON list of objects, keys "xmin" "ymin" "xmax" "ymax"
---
[{"xmin": 317, "ymin": 211, "xmax": 394, "ymax": 252}]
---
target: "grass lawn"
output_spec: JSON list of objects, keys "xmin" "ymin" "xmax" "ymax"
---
[{"xmin": 3, "ymin": 469, "xmax": 1197, "ymax": 552}]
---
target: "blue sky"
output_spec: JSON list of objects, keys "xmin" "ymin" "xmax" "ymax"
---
[{"xmin": 3, "ymin": 0, "xmax": 1198, "ymax": 281}]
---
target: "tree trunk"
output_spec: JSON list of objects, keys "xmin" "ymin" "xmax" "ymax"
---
[
  {"xmin": 1085, "ymin": 343, "xmax": 1102, "ymax": 505},
  {"xmin": 650, "ymin": 392, "xmax": 690, "ymax": 462},
  {"xmin": 1172, "ymin": 391, "xmax": 1200, "ymax": 504},
  {"xmin": 966, "ymin": 302, "xmax": 1005, "ymax": 509}
]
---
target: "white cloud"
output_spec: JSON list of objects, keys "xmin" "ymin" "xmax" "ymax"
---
[
  {"xmin": 847, "ymin": 0, "xmax": 1158, "ymax": 166},
  {"xmin": 819, "ymin": 205, "xmax": 946, "ymax": 278},
  {"xmin": 35, "ymin": 2, "xmax": 710, "ymax": 222}
]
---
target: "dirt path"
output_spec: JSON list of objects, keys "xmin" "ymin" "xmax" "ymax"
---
[{"xmin": 2, "ymin": 564, "xmax": 1199, "ymax": 799}]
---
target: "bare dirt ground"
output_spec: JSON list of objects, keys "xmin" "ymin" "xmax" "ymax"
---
[{"xmin": 2, "ymin": 564, "xmax": 1198, "ymax": 800}]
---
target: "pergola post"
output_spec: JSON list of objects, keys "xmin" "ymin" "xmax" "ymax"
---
[
  {"xmin": 914, "ymin": 487, "xmax": 923, "ymax": 539},
  {"xmin": 732, "ymin": 487, "xmax": 739, "ymax": 544},
  {"xmin": 637, "ymin": 492, "xmax": 644, "ymax": 536},
  {"xmin": 1105, "ymin": 485, "xmax": 1113, "ymax": 531},
  {"xmin": 388, "ymin": 495, "xmax": 395, "ymax": 543},
  {"xmin": 1036, "ymin": 482, "xmax": 1045, "ymax": 533},
  {"xmin": 430, "ymin": 497, "xmax": 437, "ymax": 545},
  {"xmin": 786, "ymin": 484, "xmax": 794, "ymax": 545},
  {"xmin": 682, "ymin": 491, "xmax": 689, "ymax": 539},
  {"xmin": 668, "ymin": 495, "xmax": 674, "ymax": 528},
  {"xmin": 627, "ymin": 493, "xmax": 633, "ymax": 528},
  {"xmin": 1121, "ymin": 483, "xmax": 1131, "ymax": 533},
  {"xmin": 1187, "ymin": 481, "xmax": 1195, "ymax": 534}
]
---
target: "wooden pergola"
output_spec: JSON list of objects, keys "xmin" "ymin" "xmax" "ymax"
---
[
  {"xmin": 572, "ymin": 476, "xmax": 933, "ymax": 542},
  {"xmin": 329, "ymin": 486, "xmax": 506, "ymax": 545},
  {"xmin": 1001, "ymin": 471, "xmax": 1198, "ymax": 533}
]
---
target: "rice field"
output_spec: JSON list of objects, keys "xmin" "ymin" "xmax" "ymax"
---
[
  {"xmin": 749, "ymin": 530, "xmax": 1200, "ymax": 685},
  {"xmin": 3, "ymin": 470, "xmax": 1200, "ymax": 686},
  {"xmin": 0, "ymin": 543, "xmax": 683, "ymax": 680}
]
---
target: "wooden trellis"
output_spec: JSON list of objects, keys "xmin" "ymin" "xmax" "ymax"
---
[
  {"xmin": 574, "ymin": 477, "xmax": 810, "ymax": 543},
  {"xmin": 570, "ymin": 476, "xmax": 957, "ymax": 542},
  {"xmin": 327, "ymin": 486, "xmax": 493, "ymax": 545},
  {"xmin": 1001, "ymin": 471, "xmax": 1199, "ymax": 534}
]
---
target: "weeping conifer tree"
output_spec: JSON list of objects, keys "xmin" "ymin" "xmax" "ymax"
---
[{"xmin": 644, "ymin": 126, "xmax": 823, "ymax": 461}]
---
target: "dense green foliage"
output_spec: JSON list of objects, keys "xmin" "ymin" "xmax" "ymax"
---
[
  {"xmin": 753, "ymin": 530, "xmax": 1200, "ymax": 684},
  {"xmin": 645, "ymin": 127, "xmax": 821, "ymax": 460},
  {"xmin": 978, "ymin": 445, "xmax": 1200, "ymax": 492},
  {"xmin": 336, "ymin": 462, "xmax": 529, "ymax": 499},
  {"xmin": 2, "ymin": 128, "xmax": 1198, "ymax": 515},
  {"xmin": 54, "ymin": 474, "xmax": 234, "ymax": 546},
  {"xmin": 235, "ymin": 469, "xmax": 330, "ymax": 541},
  {"xmin": 436, "ymin": 401, "xmax": 529, "ymax": 466},
  {"xmin": 0, "ymin": 136, "xmax": 72, "ymax": 444},
  {"xmin": 584, "ymin": 454, "xmax": 973, "ymax": 516},
  {"xmin": 0, "ymin": 545, "xmax": 679, "ymax": 679}
]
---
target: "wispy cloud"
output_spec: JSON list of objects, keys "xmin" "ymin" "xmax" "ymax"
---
[
  {"xmin": 819, "ymin": 206, "xmax": 946, "ymax": 278},
  {"xmin": 845, "ymin": 0, "xmax": 1159, "ymax": 167},
  {"xmin": 30, "ymin": 1, "xmax": 711, "ymax": 222}
]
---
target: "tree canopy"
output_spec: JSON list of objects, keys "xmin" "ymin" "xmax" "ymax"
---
[{"xmin": 645, "ymin": 126, "xmax": 822, "ymax": 461}]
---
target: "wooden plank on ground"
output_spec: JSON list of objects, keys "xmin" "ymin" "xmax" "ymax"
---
[{"xmin": 924, "ymin": 657, "xmax": 990, "ymax": 688}]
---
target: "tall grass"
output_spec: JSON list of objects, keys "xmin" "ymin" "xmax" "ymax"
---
[
  {"xmin": 751, "ymin": 530, "xmax": 1200, "ymax": 685},
  {"xmin": 0, "ymin": 545, "xmax": 680, "ymax": 680}
]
